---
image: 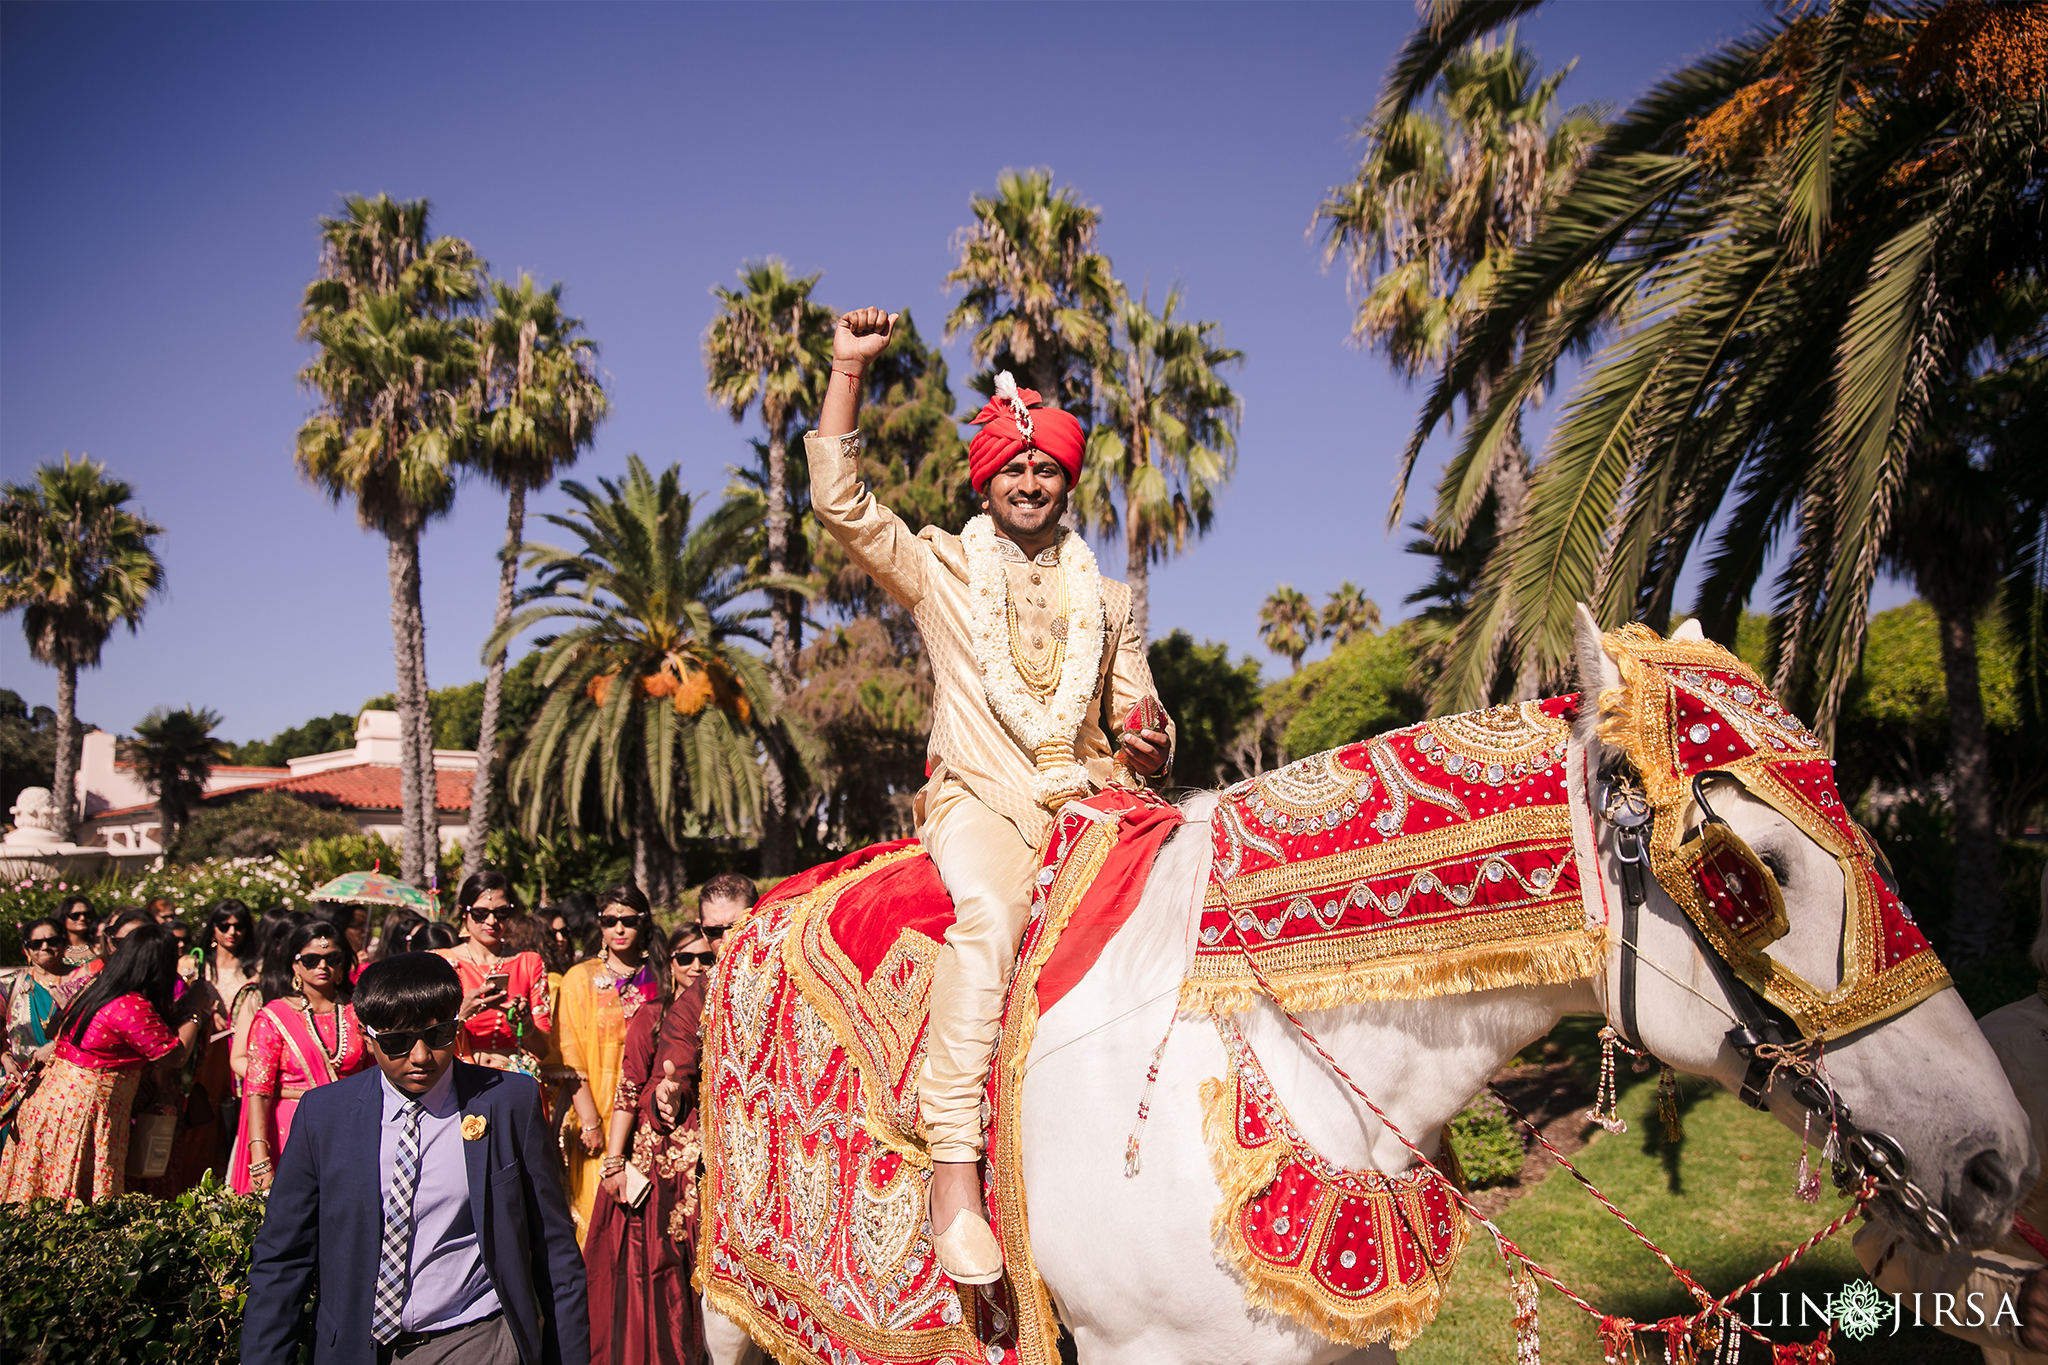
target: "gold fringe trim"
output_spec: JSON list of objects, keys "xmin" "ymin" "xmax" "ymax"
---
[
  {"xmin": 1198, "ymin": 1073, "xmax": 1468, "ymax": 1350},
  {"xmin": 699, "ymin": 1265, "xmax": 977, "ymax": 1365},
  {"xmin": 700, "ymin": 1277, "xmax": 821, "ymax": 1365},
  {"xmin": 1180, "ymin": 929, "xmax": 1605, "ymax": 1016}
]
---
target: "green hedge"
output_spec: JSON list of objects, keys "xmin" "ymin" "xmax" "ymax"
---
[
  {"xmin": 1446, "ymin": 1090, "xmax": 1525, "ymax": 1188},
  {"xmin": 0, "ymin": 1173, "xmax": 273, "ymax": 1364}
]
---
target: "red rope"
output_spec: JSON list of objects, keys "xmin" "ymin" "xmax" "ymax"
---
[{"xmin": 1220, "ymin": 898, "xmax": 1871, "ymax": 1352}]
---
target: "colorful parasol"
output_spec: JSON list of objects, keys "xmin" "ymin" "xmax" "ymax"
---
[{"xmin": 308, "ymin": 870, "xmax": 439, "ymax": 915}]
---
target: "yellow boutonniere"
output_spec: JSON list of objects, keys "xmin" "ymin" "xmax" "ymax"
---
[{"xmin": 461, "ymin": 1114, "xmax": 488, "ymax": 1141}]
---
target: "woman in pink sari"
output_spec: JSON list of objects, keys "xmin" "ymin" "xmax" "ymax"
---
[{"xmin": 229, "ymin": 920, "xmax": 369, "ymax": 1192}]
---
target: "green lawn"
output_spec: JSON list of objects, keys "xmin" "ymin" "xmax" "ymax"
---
[{"xmin": 1405, "ymin": 1065, "xmax": 1987, "ymax": 1364}]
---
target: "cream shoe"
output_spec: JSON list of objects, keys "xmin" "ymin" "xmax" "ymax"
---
[{"xmin": 930, "ymin": 1200, "xmax": 1004, "ymax": 1285}]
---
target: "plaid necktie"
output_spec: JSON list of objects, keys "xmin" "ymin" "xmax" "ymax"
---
[{"xmin": 371, "ymin": 1098, "xmax": 426, "ymax": 1344}]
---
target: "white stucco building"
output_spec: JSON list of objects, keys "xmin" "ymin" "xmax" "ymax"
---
[{"xmin": 75, "ymin": 710, "xmax": 476, "ymax": 863}]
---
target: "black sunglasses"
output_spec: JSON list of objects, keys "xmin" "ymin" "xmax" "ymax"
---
[
  {"xmin": 673, "ymin": 950, "xmax": 717, "ymax": 967},
  {"xmin": 466, "ymin": 906, "xmax": 512, "ymax": 923},
  {"xmin": 297, "ymin": 951, "xmax": 348, "ymax": 970},
  {"xmin": 366, "ymin": 1019, "xmax": 462, "ymax": 1055},
  {"xmin": 597, "ymin": 913, "xmax": 646, "ymax": 929},
  {"xmin": 700, "ymin": 923, "xmax": 732, "ymax": 941},
  {"xmin": 25, "ymin": 937, "xmax": 59, "ymax": 950},
  {"xmin": 64, "ymin": 911, "xmax": 89, "ymax": 920}
]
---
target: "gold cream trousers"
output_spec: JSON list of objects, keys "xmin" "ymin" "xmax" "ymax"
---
[{"xmin": 917, "ymin": 781, "xmax": 1042, "ymax": 1163}]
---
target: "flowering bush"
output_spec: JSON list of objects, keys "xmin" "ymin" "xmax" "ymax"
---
[
  {"xmin": 121, "ymin": 856, "xmax": 314, "ymax": 918},
  {"xmin": 0, "ymin": 868, "xmax": 124, "ymax": 921},
  {"xmin": 0, "ymin": 869, "xmax": 127, "ymax": 960}
]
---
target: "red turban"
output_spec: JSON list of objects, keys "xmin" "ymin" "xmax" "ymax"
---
[{"xmin": 966, "ymin": 373, "xmax": 1085, "ymax": 492}]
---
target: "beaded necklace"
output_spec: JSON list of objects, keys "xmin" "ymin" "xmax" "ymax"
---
[{"xmin": 298, "ymin": 996, "xmax": 348, "ymax": 1065}]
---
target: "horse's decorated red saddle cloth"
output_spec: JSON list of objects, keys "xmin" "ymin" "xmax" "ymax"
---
[
  {"xmin": 698, "ymin": 791, "xmax": 1180, "ymax": 1365},
  {"xmin": 1189, "ymin": 694, "xmax": 1602, "ymax": 1013}
]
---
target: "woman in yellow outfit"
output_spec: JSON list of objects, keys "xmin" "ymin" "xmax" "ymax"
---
[{"xmin": 555, "ymin": 883, "xmax": 667, "ymax": 1241}]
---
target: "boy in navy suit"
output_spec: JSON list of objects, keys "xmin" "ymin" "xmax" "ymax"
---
[{"xmin": 243, "ymin": 952, "xmax": 588, "ymax": 1365}]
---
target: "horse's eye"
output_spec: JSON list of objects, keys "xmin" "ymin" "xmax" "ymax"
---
[{"xmin": 1757, "ymin": 850, "xmax": 1790, "ymax": 886}]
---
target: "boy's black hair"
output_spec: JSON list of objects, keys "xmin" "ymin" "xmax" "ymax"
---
[
  {"xmin": 354, "ymin": 951, "xmax": 462, "ymax": 1031},
  {"xmin": 410, "ymin": 921, "xmax": 457, "ymax": 951}
]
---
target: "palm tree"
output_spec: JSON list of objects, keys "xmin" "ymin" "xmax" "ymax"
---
[
  {"xmin": 1401, "ymin": 1, "xmax": 2048, "ymax": 718},
  {"xmin": 1321, "ymin": 582, "xmax": 1383, "ymax": 648},
  {"xmin": 491, "ymin": 456, "xmax": 788, "ymax": 907},
  {"xmin": 0, "ymin": 455, "xmax": 165, "ymax": 839},
  {"xmin": 295, "ymin": 194, "xmax": 482, "ymax": 886},
  {"xmin": 1393, "ymin": 1, "xmax": 2047, "ymax": 955},
  {"xmin": 120, "ymin": 705, "xmax": 227, "ymax": 845},
  {"xmin": 945, "ymin": 167, "xmax": 1120, "ymax": 404},
  {"xmin": 1074, "ymin": 288, "xmax": 1243, "ymax": 639},
  {"xmin": 1259, "ymin": 585, "xmax": 1318, "ymax": 673},
  {"xmin": 703, "ymin": 259, "xmax": 833, "ymax": 875},
  {"xmin": 460, "ymin": 274, "xmax": 609, "ymax": 880},
  {"xmin": 1317, "ymin": 27, "xmax": 1598, "ymax": 538},
  {"xmin": 1877, "ymin": 372, "xmax": 2039, "ymax": 958}
]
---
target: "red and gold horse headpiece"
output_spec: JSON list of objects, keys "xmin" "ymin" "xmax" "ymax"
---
[{"xmin": 1594, "ymin": 625, "xmax": 1950, "ymax": 1039}]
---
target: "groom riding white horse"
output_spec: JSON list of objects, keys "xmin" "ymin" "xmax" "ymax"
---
[
  {"xmin": 687, "ymin": 315, "xmax": 2038, "ymax": 1365},
  {"xmin": 807, "ymin": 307, "xmax": 1176, "ymax": 1284}
]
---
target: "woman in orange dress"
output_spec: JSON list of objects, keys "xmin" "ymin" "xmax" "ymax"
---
[
  {"xmin": 0, "ymin": 921, "xmax": 198, "ymax": 1203},
  {"xmin": 435, "ymin": 870, "xmax": 552, "ymax": 1076},
  {"xmin": 557, "ymin": 883, "xmax": 667, "ymax": 1240}
]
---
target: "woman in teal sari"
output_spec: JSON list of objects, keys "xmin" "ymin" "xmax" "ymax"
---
[{"xmin": 2, "ymin": 917, "xmax": 84, "ymax": 1143}]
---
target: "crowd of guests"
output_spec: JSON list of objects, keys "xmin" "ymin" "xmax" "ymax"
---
[{"xmin": 0, "ymin": 868, "xmax": 765, "ymax": 1365}]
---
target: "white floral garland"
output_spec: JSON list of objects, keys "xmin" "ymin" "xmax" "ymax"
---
[{"xmin": 962, "ymin": 514, "xmax": 1105, "ymax": 809}]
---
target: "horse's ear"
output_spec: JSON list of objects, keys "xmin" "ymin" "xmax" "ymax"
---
[
  {"xmin": 1670, "ymin": 618, "xmax": 1707, "ymax": 642},
  {"xmin": 1573, "ymin": 603, "xmax": 1623, "ymax": 751}
]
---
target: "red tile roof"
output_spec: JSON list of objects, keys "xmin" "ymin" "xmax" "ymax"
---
[
  {"xmin": 224, "ymin": 765, "xmax": 475, "ymax": 813},
  {"xmin": 87, "ymin": 765, "xmax": 477, "ymax": 819}
]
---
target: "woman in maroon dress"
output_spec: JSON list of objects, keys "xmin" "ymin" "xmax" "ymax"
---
[{"xmin": 585, "ymin": 928, "xmax": 714, "ymax": 1364}]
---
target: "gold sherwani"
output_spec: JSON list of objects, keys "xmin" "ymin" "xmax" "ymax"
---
[
  {"xmin": 1854, "ymin": 991, "xmax": 2048, "ymax": 1362},
  {"xmin": 805, "ymin": 428, "xmax": 1174, "ymax": 1161}
]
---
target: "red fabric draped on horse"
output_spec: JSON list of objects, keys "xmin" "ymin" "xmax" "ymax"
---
[
  {"xmin": 696, "ymin": 791, "xmax": 1180, "ymax": 1365},
  {"xmin": 697, "ymin": 629, "xmax": 1957, "ymax": 1365}
]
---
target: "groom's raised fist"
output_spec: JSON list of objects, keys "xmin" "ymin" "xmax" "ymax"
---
[{"xmin": 833, "ymin": 308, "xmax": 897, "ymax": 366}]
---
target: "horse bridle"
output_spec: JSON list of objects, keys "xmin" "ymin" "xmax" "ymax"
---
[{"xmin": 1598, "ymin": 765, "xmax": 1958, "ymax": 1251}]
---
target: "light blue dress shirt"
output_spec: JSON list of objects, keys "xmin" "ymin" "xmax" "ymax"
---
[{"xmin": 378, "ymin": 1066, "xmax": 502, "ymax": 1334}]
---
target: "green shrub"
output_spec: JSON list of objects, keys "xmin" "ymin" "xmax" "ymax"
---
[
  {"xmin": 1259, "ymin": 625, "xmax": 1427, "ymax": 762},
  {"xmin": 278, "ymin": 833, "xmax": 460, "ymax": 904},
  {"xmin": 1446, "ymin": 1091, "xmax": 1524, "ymax": 1188},
  {"xmin": 170, "ymin": 792, "xmax": 360, "ymax": 863},
  {"xmin": 0, "ymin": 1173, "xmax": 271, "ymax": 1364}
]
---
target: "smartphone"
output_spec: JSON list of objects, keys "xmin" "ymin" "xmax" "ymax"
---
[{"xmin": 483, "ymin": 968, "xmax": 510, "ymax": 1003}]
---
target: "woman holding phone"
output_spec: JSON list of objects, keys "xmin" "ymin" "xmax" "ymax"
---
[{"xmin": 435, "ymin": 870, "xmax": 552, "ymax": 1075}]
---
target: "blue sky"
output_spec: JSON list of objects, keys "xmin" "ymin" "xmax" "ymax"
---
[{"xmin": 2, "ymin": 0, "xmax": 1830, "ymax": 744}]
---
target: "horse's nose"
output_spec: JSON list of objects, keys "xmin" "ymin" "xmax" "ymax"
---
[{"xmin": 1946, "ymin": 1144, "xmax": 2027, "ymax": 1246}]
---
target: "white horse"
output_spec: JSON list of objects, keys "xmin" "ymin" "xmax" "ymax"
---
[{"xmin": 707, "ymin": 612, "xmax": 2033, "ymax": 1364}]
